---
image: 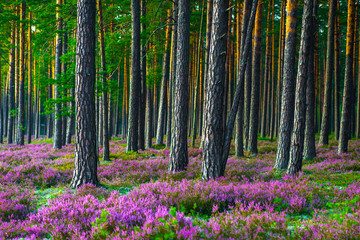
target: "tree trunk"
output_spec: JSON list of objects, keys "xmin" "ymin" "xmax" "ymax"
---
[
  {"xmin": 127, "ymin": 0, "xmax": 141, "ymax": 152},
  {"xmin": 156, "ymin": 15, "xmax": 172, "ymax": 145},
  {"xmin": 319, "ymin": 0, "xmax": 336, "ymax": 145},
  {"xmin": 303, "ymin": 1, "xmax": 318, "ymax": 160},
  {"xmin": 7, "ymin": 22, "xmax": 15, "ymax": 144},
  {"xmin": 334, "ymin": 0, "xmax": 340, "ymax": 140},
  {"xmin": 138, "ymin": 0, "xmax": 147, "ymax": 150},
  {"xmin": 338, "ymin": 0, "xmax": 355, "ymax": 153},
  {"xmin": 287, "ymin": 0, "xmax": 314, "ymax": 174},
  {"xmin": 166, "ymin": 0, "xmax": 178, "ymax": 148},
  {"xmin": 274, "ymin": 0, "xmax": 298, "ymax": 170},
  {"xmin": 70, "ymin": 0, "xmax": 100, "ymax": 188},
  {"xmin": 202, "ymin": 0, "xmax": 229, "ymax": 180},
  {"xmin": 248, "ymin": 0, "xmax": 263, "ymax": 155},
  {"xmin": 98, "ymin": 0, "xmax": 110, "ymax": 161},
  {"xmin": 169, "ymin": 0, "xmax": 190, "ymax": 172},
  {"xmin": 16, "ymin": 1, "xmax": 26, "ymax": 146}
]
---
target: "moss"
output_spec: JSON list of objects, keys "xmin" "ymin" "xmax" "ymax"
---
[{"xmin": 152, "ymin": 143, "xmax": 166, "ymax": 150}]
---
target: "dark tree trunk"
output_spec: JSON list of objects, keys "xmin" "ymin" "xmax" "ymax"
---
[
  {"xmin": 16, "ymin": 1, "xmax": 26, "ymax": 146},
  {"xmin": 304, "ymin": 1, "xmax": 318, "ymax": 160},
  {"xmin": 334, "ymin": 0, "xmax": 341, "ymax": 140},
  {"xmin": 156, "ymin": 18, "xmax": 172, "ymax": 145},
  {"xmin": 274, "ymin": 0, "xmax": 298, "ymax": 170},
  {"xmin": 287, "ymin": 0, "xmax": 314, "ymax": 174},
  {"xmin": 319, "ymin": 0, "xmax": 336, "ymax": 145},
  {"xmin": 202, "ymin": 0, "xmax": 229, "ymax": 180},
  {"xmin": 248, "ymin": 0, "xmax": 263, "ymax": 155},
  {"xmin": 138, "ymin": 0, "xmax": 147, "ymax": 150},
  {"xmin": 7, "ymin": 22, "xmax": 15, "ymax": 144},
  {"xmin": 146, "ymin": 87, "xmax": 153, "ymax": 148},
  {"xmin": 338, "ymin": 0, "xmax": 355, "ymax": 153},
  {"xmin": 62, "ymin": 16, "xmax": 68, "ymax": 146},
  {"xmin": 66, "ymin": 87, "xmax": 75, "ymax": 144},
  {"xmin": 53, "ymin": 0, "xmax": 63, "ymax": 149},
  {"xmin": 98, "ymin": 0, "xmax": 110, "ymax": 161},
  {"xmin": 169, "ymin": 0, "xmax": 190, "ymax": 172},
  {"xmin": 127, "ymin": 0, "xmax": 141, "ymax": 152},
  {"xmin": 70, "ymin": 0, "xmax": 100, "ymax": 188}
]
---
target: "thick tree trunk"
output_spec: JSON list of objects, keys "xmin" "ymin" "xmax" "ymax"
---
[
  {"xmin": 53, "ymin": 0, "xmax": 63, "ymax": 149},
  {"xmin": 248, "ymin": 0, "xmax": 263, "ymax": 155},
  {"xmin": 169, "ymin": 0, "xmax": 190, "ymax": 172},
  {"xmin": 202, "ymin": 0, "xmax": 229, "ymax": 180},
  {"xmin": 319, "ymin": 0, "xmax": 336, "ymax": 145},
  {"xmin": 274, "ymin": 0, "xmax": 298, "ymax": 170},
  {"xmin": 127, "ymin": 0, "xmax": 141, "ymax": 152},
  {"xmin": 98, "ymin": 0, "xmax": 110, "ymax": 161},
  {"xmin": 16, "ymin": 1, "xmax": 26, "ymax": 146},
  {"xmin": 287, "ymin": 0, "xmax": 314, "ymax": 174},
  {"xmin": 338, "ymin": 0, "xmax": 355, "ymax": 153},
  {"xmin": 70, "ymin": 0, "xmax": 99, "ymax": 188}
]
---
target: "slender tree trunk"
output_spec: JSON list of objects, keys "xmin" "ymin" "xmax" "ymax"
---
[
  {"xmin": 53, "ymin": 0, "xmax": 63, "ymax": 149},
  {"xmin": 274, "ymin": 0, "xmax": 298, "ymax": 170},
  {"xmin": 248, "ymin": 0, "xmax": 263, "ymax": 155},
  {"xmin": 200, "ymin": 0, "xmax": 213, "ymax": 149},
  {"xmin": 169, "ymin": 0, "xmax": 190, "ymax": 172},
  {"xmin": 334, "ymin": 0, "xmax": 341, "ymax": 140},
  {"xmin": 156, "ymin": 15, "xmax": 172, "ymax": 145},
  {"xmin": 70, "ymin": 0, "xmax": 99, "ymax": 188},
  {"xmin": 319, "ymin": 0, "xmax": 336, "ymax": 145},
  {"xmin": 27, "ymin": 12, "xmax": 32, "ymax": 144},
  {"xmin": 166, "ymin": 1, "xmax": 178, "ymax": 148},
  {"xmin": 338, "ymin": 0, "xmax": 356, "ymax": 153},
  {"xmin": 138, "ymin": 0, "xmax": 147, "ymax": 150},
  {"xmin": 16, "ymin": 1, "xmax": 26, "ymax": 146},
  {"xmin": 7, "ymin": 22, "xmax": 15, "ymax": 144},
  {"xmin": 221, "ymin": 0, "xmax": 258, "ymax": 175},
  {"xmin": 192, "ymin": 1, "xmax": 205, "ymax": 147},
  {"xmin": 304, "ymin": 1, "xmax": 318, "ymax": 160},
  {"xmin": 98, "ymin": 0, "xmax": 110, "ymax": 161},
  {"xmin": 127, "ymin": 0, "xmax": 141, "ymax": 152},
  {"xmin": 287, "ymin": 0, "xmax": 314, "ymax": 174}
]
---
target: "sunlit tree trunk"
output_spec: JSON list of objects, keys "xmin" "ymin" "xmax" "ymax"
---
[{"xmin": 338, "ymin": 0, "xmax": 355, "ymax": 153}]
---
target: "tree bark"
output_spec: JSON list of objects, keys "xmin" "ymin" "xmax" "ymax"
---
[
  {"xmin": 169, "ymin": 0, "xmax": 190, "ymax": 172},
  {"xmin": 202, "ymin": 0, "xmax": 229, "ymax": 180},
  {"xmin": 274, "ymin": 0, "xmax": 298, "ymax": 170},
  {"xmin": 127, "ymin": 0, "xmax": 141, "ymax": 152},
  {"xmin": 338, "ymin": 0, "xmax": 355, "ymax": 153},
  {"xmin": 303, "ymin": 1, "xmax": 318, "ymax": 160},
  {"xmin": 287, "ymin": 0, "xmax": 314, "ymax": 174},
  {"xmin": 70, "ymin": 0, "xmax": 100, "ymax": 188}
]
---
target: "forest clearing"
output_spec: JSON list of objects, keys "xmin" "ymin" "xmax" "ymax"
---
[{"xmin": 1, "ymin": 0, "xmax": 360, "ymax": 239}]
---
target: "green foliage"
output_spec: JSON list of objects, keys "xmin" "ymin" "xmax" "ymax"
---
[{"xmin": 152, "ymin": 143, "xmax": 166, "ymax": 150}]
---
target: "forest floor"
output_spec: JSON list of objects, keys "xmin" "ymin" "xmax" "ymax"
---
[{"xmin": 1, "ymin": 136, "xmax": 360, "ymax": 239}]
